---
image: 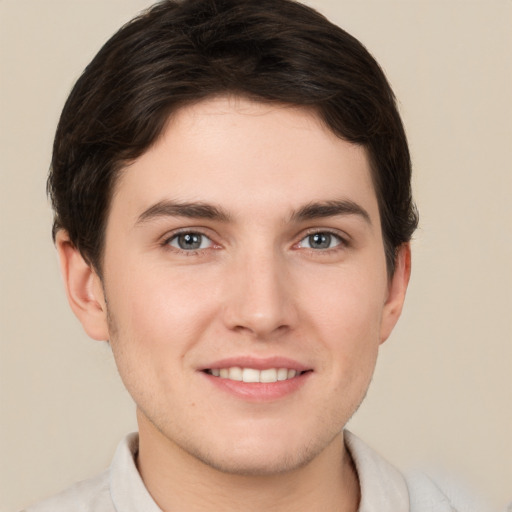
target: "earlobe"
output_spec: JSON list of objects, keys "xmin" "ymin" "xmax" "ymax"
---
[
  {"xmin": 55, "ymin": 231, "xmax": 110, "ymax": 341},
  {"xmin": 379, "ymin": 243, "xmax": 411, "ymax": 344}
]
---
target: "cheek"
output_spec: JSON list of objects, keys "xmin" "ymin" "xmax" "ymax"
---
[
  {"xmin": 103, "ymin": 271, "xmax": 213, "ymax": 406},
  {"xmin": 110, "ymin": 264, "xmax": 220, "ymax": 348},
  {"xmin": 303, "ymin": 268, "xmax": 386, "ymax": 342},
  {"xmin": 298, "ymin": 265, "xmax": 387, "ymax": 397},
  {"xmin": 106, "ymin": 265, "xmax": 232, "ymax": 405}
]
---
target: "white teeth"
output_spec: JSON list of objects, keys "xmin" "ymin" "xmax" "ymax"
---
[
  {"xmin": 242, "ymin": 368, "xmax": 260, "ymax": 383},
  {"xmin": 260, "ymin": 368, "xmax": 277, "ymax": 383},
  {"xmin": 277, "ymin": 368, "xmax": 288, "ymax": 381},
  {"xmin": 209, "ymin": 367, "xmax": 303, "ymax": 383},
  {"xmin": 228, "ymin": 367, "xmax": 243, "ymax": 381}
]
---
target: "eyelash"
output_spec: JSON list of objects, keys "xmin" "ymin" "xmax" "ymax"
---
[
  {"xmin": 160, "ymin": 228, "xmax": 349, "ymax": 256},
  {"xmin": 161, "ymin": 230, "xmax": 217, "ymax": 256},
  {"xmin": 295, "ymin": 229, "xmax": 349, "ymax": 253}
]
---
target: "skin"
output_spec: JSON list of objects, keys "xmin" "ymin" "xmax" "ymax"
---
[{"xmin": 57, "ymin": 96, "xmax": 411, "ymax": 512}]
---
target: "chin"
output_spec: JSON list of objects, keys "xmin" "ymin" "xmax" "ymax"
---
[
  {"xmin": 190, "ymin": 444, "xmax": 320, "ymax": 477},
  {"xmin": 179, "ymin": 425, "xmax": 343, "ymax": 477}
]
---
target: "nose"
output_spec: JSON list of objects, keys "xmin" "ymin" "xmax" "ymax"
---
[{"xmin": 222, "ymin": 249, "xmax": 297, "ymax": 339}]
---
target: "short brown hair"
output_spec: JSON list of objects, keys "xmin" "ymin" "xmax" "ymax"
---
[{"xmin": 49, "ymin": 0, "xmax": 418, "ymax": 274}]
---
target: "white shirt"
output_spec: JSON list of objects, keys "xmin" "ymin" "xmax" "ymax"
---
[{"xmin": 24, "ymin": 431, "xmax": 489, "ymax": 512}]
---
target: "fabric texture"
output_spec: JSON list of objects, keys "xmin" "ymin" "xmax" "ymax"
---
[{"xmin": 24, "ymin": 431, "xmax": 491, "ymax": 512}]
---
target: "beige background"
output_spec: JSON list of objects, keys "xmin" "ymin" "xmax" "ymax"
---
[{"xmin": 1, "ymin": 0, "xmax": 511, "ymax": 510}]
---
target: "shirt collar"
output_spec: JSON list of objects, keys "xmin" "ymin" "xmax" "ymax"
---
[
  {"xmin": 109, "ymin": 431, "xmax": 410, "ymax": 512},
  {"xmin": 344, "ymin": 430, "xmax": 410, "ymax": 512},
  {"xmin": 110, "ymin": 432, "xmax": 162, "ymax": 511}
]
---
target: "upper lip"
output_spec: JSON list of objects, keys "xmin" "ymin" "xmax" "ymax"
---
[{"xmin": 200, "ymin": 356, "xmax": 312, "ymax": 372}]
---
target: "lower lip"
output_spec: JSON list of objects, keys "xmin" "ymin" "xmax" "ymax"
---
[{"xmin": 201, "ymin": 371, "xmax": 312, "ymax": 401}]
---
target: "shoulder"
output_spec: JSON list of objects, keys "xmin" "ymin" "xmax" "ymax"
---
[
  {"xmin": 405, "ymin": 470, "xmax": 495, "ymax": 512},
  {"xmin": 345, "ymin": 431, "xmax": 494, "ymax": 512},
  {"xmin": 23, "ymin": 469, "xmax": 113, "ymax": 512},
  {"xmin": 22, "ymin": 433, "xmax": 160, "ymax": 512},
  {"xmin": 344, "ymin": 430, "xmax": 409, "ymax": 512}
]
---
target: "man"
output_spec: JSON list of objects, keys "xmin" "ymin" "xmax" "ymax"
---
[{"xmin": 26, "ymin": 0, "xmax": 479, "ymax": 510}]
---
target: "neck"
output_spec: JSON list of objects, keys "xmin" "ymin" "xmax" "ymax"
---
[{"xmin": 136, "ymin": 412, "xmax": 360, "ymax": 512}]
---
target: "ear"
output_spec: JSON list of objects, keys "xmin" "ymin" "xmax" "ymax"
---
[
  {"xmin": 55, "ymin": 231, "xmax": 110, "ymax": 341},
  {"xmin": 379, "ymin": 243, "xmax": 411, "ymax": 344}
]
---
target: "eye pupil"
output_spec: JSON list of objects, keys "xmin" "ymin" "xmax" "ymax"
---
[
  {"xmin": 309, "ymin": 233, "xmax": 331, "ymax": 249},
  {"xmin": 178, "ymin": 233, "xmax": 202, "ymax": 250}
]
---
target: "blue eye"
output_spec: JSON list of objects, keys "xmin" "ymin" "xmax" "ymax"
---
[
  {"xmin": 299, "ymin": 232, "xmax": 342, "ymax": 250},
  {"xmin": 168, "ymin": 232, "xmax": 212, "ymax": 251}
]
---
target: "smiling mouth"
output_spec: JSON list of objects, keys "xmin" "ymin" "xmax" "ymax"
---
[{"xmin": 203, "ymin": 367, "xmax": 310, "ymax": 383}]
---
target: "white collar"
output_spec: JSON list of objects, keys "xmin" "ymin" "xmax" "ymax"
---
[
  {"xmin": 344, "ymin": 430, "xmax": 409, "ymax": 512},
  {"xmin": 110, "ymin": 431, "xmax": 410, "ymax": 512}
]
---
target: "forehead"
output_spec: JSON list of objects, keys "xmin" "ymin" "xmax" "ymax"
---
[{"xmin": 111, "ymin": 96, "xmax": 379, "ymax": 225}]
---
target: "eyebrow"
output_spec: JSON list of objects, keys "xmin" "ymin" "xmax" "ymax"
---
[
  {"xmin": 136, "ymin": 200, "xmax": 231, "ymax": 225},
  {"xmin": 135, "ymin": 198, "xmax": 371, "ymax": 226},
  {"xmin": 290, "ymin": 200, "xmax": 372, "ymax": 225}
]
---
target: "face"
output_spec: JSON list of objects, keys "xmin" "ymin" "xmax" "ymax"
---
[{"xmin": 65, "ymin": 96, "xmax": 409, "ymax": 476}]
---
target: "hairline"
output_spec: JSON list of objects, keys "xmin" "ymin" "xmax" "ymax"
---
[{"xmin": 78, "ymin": 98, "xmax": 397, "ymax": 282}]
